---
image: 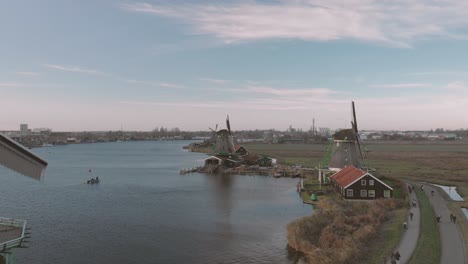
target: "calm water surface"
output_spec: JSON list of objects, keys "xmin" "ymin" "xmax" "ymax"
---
[{"xmin": 0, "ymin": 141, "xmax": 311, "ymax": 264}]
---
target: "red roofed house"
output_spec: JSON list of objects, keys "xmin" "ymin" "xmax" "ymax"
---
[
  {"xmin": 234, "ymin": 145, "xmax": 248, "ymax": 157},
  {"xmin": 330, "ymin": 166, "xmax": 393, "ymax": 199}
]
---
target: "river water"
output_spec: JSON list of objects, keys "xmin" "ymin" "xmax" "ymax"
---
[{"xmin": 0, "ymin": 141, "xmax": 311, "ymax": 264}]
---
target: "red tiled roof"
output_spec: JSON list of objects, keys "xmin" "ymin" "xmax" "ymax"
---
[
  {"xmin": 330, "ymin": 165, "xmax": 366, "ymax": 188},
  {"xmin": 235, "ymin": 145, "xmax": 243, "ymax": 151}
]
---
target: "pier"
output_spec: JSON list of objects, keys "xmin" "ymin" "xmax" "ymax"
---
[{"xmin": 179, "ymin": 166, "xmax": 203, "ymax": 174}]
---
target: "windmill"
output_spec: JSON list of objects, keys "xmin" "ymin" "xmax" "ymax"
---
[
  {"xmin": 214, "ymin": 115, "xmax": 235, "ymax": 155},
  {"xmin": 327, "ymin": 101, "xmax": 365, "ymax": 171},
  {"xmin": 209, "ymin": 123, "xmax": 218, "ymax": 142},
  {"xmin": 0, "ymin": 133, "xmax": 48, "ymax": 263}
]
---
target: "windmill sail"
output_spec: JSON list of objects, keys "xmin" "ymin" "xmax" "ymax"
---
[
  {"xmin": 226, "ymin": 115, "xmax": 231, "ymax": 136},
  {"xmin": 0, "ymin": 134, "xmax": 48, "ymax": 180},
  {"xmin": 352, "ymin": 101, "xmax": 365, "ymax": 164}
]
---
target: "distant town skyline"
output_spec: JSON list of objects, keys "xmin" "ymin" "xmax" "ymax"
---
[{"xmin": 3, "ymin": 1, "xmax": 468, "ymax": 131}]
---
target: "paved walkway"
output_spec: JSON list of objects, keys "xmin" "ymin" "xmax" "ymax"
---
[
  {"xmin": 386, "ymin": 182, "xmax": 420, "ymax": 264},
  {"xmin": 423, "ymin": 183, "xmax": 466, "ymax": 264}
]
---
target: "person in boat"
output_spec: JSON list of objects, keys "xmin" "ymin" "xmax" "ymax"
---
[{"xmin": 87, "ymin": 177, "xmax": 97, "ymax": 184}]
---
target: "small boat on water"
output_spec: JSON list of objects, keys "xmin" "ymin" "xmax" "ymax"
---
[
  {"xmin": 42, "ymin": 143, "xmax": 53, "ymax": 147},
  {"xmin": 87, "ymin": 177, "xmax": 100, "ymax": 184}
]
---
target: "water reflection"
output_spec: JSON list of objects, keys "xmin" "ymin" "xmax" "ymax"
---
[
  {"xmin": 462, "ymin": 208, "xmax": 468, "ymax": 219},
  {"xmin": 205, "ymin": 173, "xmax": 234, "ymax": 241},
  {"xmin": 433, "ymin": 184, "xmax": 464, "ymax": 201},
  {"xmin": 206, "ymin": 173, "xmax": 234, "ymax": 214}
]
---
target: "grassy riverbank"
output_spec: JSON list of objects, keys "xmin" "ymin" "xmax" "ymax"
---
[
  {"xmin": 287, "ymin": 199, "xmax": 403, "ymax": 264},
  {"xmin": 360, "ymin": 208, "xmax": 407, "ymax": 263},
  {"xmin": 407, "ymin": 188, "xmax": 441, "ymax": 264}
]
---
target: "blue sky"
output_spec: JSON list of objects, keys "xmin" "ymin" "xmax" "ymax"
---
[{"xmin": 2, "ymin": 0, "xmax": 468, "ymax": 131}]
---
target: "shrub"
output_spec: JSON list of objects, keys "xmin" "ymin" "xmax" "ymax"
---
[{"xmin": 287, "ymin": 199, "xmax": 398, "ymax": 264}]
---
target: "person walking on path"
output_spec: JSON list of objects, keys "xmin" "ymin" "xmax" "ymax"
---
[
  {"xmin": 437, "ymin": 214, "xmax": 442, "ymax": 224},
  {"xmin": 386, "ymin": 181, "xmax": 421, "ymax": 264},
  {"xmin": 410, "ymin": 212, "xmax": 414, "ymax": 221},
  {"xmin": 394, "ymin": 251, "xmax": 401, "ymax": 263},
  {"xmin": 449, "ymin": 213, "xmax": 457, "ymax": 224}
]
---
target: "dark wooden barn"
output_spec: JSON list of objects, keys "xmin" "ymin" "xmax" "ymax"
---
[
  {"xmin": 234, "ymin": 145, "xmax": 248, "ymax": 157},
  {"xmin": 330, "ymin": 166, "xmax": 393, "ymax": 199}
]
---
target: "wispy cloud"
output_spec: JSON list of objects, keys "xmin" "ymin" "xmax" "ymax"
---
[
  {"xmin": 369, "ymin": 83, "xmax": 431, "ymax": 88},
  {"xmin": 127, "ymin": 79, "xmax": 185, "ymax": 89},
  {"xmin": 445, "ymin": 81, "xmax": 468, "ymax": 92},
  {"xmin": 44, "ymin": 64, "xmax": 104, "ymax": 75},
  {"xmin": 0, "ymin": 82, "xmax": 27, "ymax": 88},
  {"xmin": 200, "ymin": 78, "xmax": 231, "ymax": 84},
  {"xmin": 120, "ymin": 99, "xmax": 310, "ymax": 111},
  {"xmin": 121, "ymin": 84, "xmax": 342, "ymax": 111},
  {"xmin": 411, "ymin": 71, "xmax": 468, "ymax": 76},
  {"xmin": 0, "ymin": 82, "xmax": 66, "ymax": 88},
  {"xmin": 122, "ymin": 1, "xmax": 468, "ymax": 47},
  {"xmin": 16, "ymin": 71, "xmax": 40, "ymax": 77},
  {"xmin": 230, "ymin": 85, "xmax": 338, "ymax": 96}
]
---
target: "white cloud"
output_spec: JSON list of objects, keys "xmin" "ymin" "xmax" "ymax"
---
[
  {"xmin": 44, "ymin": 64, "xmax": 104, "ymax": 75},
  {"xmin": 122, "ymin": 1, "xmax": 468, "ymax": 46},
  {"xmin": 126, "ymin": 79, "xmax": 185, "ymax": 89},
  {"xmin": 244, "ymin": 86, "xmax": 338, "ymax": 96},
  {"xmin": 120, "ymin": 99, "xmax": 309, "ymax": 111},
  {"xmin": 445, "ymin": 81, "xmax": 468, "ymax": 92},
  {"xmin": 115, "ymin": 80, "xmax": 468, "ymax": 130},
  {"xmin": 16, "ymin": 72, "xmax": 40, "ymax": 77},
  {"xmin": 0, "ymin": 82, "xmax": 26, "ymax": 87},
  {"xmin": 369, "ymin": 83, "xmax": 431, "ymax": 88},
  {"xmin": 411, "ymin": 71, "xmax": 468, "ymax": 76},
  {"xmin": 0, "ymin": 82, "xmax": 70, "ymax": 89},
  {"xmin": 200, "ymin": 78, "xmax": 231, "ymax": 84},
  {"xmin": 159, "ymin": 82, "xmax": 184, "ymax": 88}
]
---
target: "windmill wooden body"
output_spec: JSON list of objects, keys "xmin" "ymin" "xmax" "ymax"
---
[
  {"xmin": 328, "ymin": 102, "xmax": 365, "ymax": 171},
  {"xmin": 214, "ymin": 116, "xmax": 235, "ymax": 155}
]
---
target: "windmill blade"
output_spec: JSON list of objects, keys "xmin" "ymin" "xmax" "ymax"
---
[
  {"xmin": 215, "ymin": 124, "xmax": 218, "ymax": 131},
  {"xmin": 0, "ymin": 134, "xmax": 48, "ymax": 181},
  {"xmin": 226, "ymin": 115, "xmax": 231, "ymax": 136},
  {"xmin": 352, "ymin": 101, "xmax": 358, "ymax": 134},
  {"xmin": 356, "ymin": 134, "xmax": 364, "ymax": 159},
  {"xmin": 355, "ymin": 132, "xmax": 365, "ymax": 165},
  {"xmin": 209, "ymin": 127, "xmax": 215, "ymax": 132}
]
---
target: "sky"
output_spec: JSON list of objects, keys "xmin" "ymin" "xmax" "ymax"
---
[{"xmin": 2, "ymin": 0, "xmax": 468, "ymax": 132}]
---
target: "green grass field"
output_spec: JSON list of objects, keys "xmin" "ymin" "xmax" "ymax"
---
[
  {"xmin": 244, "ymin": 141, "xmax": 466, "ymax": 262},
  {"xmin": 245, "ymin": 142, "xmax": 468, "ymax": 195}
]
